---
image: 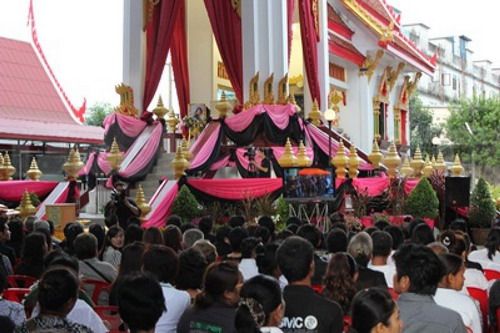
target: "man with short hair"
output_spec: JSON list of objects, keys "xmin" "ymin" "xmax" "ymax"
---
[
  {"xmin": 393, "ymin": 243, "xmax": 466, "ymax": 333},
  {"xmin": 277, "ymin": 236, "xmax": 343, "ymax": 333},
  {"xmin": 368, "ymin": 231, "xmax": 397, "ymax": 287},
  {"xmin": 0, "ymin": 218, "xmax": 15, "ymax": 266},
  {"xmin": 297, "ymin": 224, "xmax": 328, "ymax": 285}
]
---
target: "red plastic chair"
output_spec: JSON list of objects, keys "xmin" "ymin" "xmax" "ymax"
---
[
  {"xmin": 2, "ymin": 288, "xmax": 30, "ymax": 303},
  {"xmin": 467, "ymin": 287, "xmax": 489, "ymax": 332},
  {"xmin": 93, "ymin": 306, "xmax": 126, "ymax": 332},
  {"xmin": 8, "ymin": 275, "xmax": 37, "ymax": 288},
  {"xmin": 312, "ymin": 285, "xmax": 324, "ymax": 293},
  {"xmin": 484, "ymin": 269, "xmax": 500, "ymax": 281},
  {"xmin": 81, "ymin": 279, "xmax": 110, "ymax": 305},
  {"xmin": 343, "ymin": 315, "xmax": 352, "ymax": 332},
  {"xmin": 388, "ymin": 288, "xmax": 399, "ymax": 300}
]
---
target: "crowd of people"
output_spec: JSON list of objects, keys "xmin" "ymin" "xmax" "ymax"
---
[{"xmin": 0, "ymin": 210, "xmax": 499, "ymax": 333}]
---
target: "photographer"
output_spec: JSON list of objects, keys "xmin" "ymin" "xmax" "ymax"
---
[
  {"xmin": 249, "ymin": 148, "xmax": 271, "ymax": 178},
  {"xmin": 104, "ymin": 182, "xmax": 140, "ymax": 230}
]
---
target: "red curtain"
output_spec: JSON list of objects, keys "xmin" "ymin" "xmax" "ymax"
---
[
  {"xmin": 204, "ymin": 0, "xmax": 243, "ymax": 103},
  {"xmin": 288, "ymin": 0, "xmax": 295, "ymax": 64},
  {"xmin": 171, "ymin": 0, "xmax": 190, "ymax": 118},
  {"xmin": 298, "ymin": 0, "xmax": 321, "ymax": 108},
  {"xmin": 144, "ymin": 0, "xmax": 183, "ymax": 110}
]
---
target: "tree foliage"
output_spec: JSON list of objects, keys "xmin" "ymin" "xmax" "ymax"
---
[
  {"xmin": 405, "ymin": 178, "xmax": 439, "ymax": 219},
  {"xmin": 445, "ymin": 96, "xmax": 500, "ymax": 168},
  {"xmin": 468, "ymin": 177, "xmax": 496, "ymax": 228},
  {"xmin": 409, "ymin": 94, "xmax": 442, "ymax": 155},
  {"xmin": 84, "ymin": 102, "xmax": 114, "ymax": 127},
  {"xmin": 172, "ymin": 185, "xmax": 202, "ymax": 223}
]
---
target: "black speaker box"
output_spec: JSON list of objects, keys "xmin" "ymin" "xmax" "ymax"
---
[{"xmin": 445, "ymin": 177, "xmax": 470, "ymax": 207}]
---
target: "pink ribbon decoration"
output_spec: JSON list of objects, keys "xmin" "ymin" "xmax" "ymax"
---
[
  {"xmin": 223, "ymin": 104, "xmax": 297, "ymax": 132},
  {"xmin": 210, "ymin": 155, "xmax": 232, "ymax": 171},
  {"xmin": 142, "ymin": 181, "xmax": 178, "ymax": 228},
  {"xmin": 103, "ymin": 114, "xmax": 147, "ymax": 138},
  {"xmin": 78, "ymin": 152, "xmax": 96, "ymax": 176},
  {"xmin": 0, "ymin": 181, "xmax": 58, "ymax": 202},
  {"xmin": 189, "ymin": 123, "xmax": 222, "ymax": 170},
  {"xmin": 187, "ymin": 178, "xmax": 283, "ymax": 200}
]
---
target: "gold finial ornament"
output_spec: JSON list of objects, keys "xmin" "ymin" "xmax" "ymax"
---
[
  {"xmin": 296, "ymin": 141, "xmax": 312, "ymax": 167},
  {"xmin": 450, "ymin": 154, "xmax": 464, "ymax": 177},
  {"xmin": 277, "ymin": 74, "xmax": 289, "ymax": 105},
  {"xmin": 422, "ymin": 156, "xmax": 433, "ymax": 178},
  {"xmin": 63, "ymin": 148, "xmax": 84, "ymax": 180},
  {"xmin": 435, "ymin": 151, "xmax": 447, "ymax": 172},
  {"xmin": 107, "ymin": 138, "xmax": 124, "ymax": 171},
  {"xmin": 244, "ymin": 72, "xmax": 260, "ymax": 109},
  {"xmin": 17, "ymin": 189, "xmax": 37, "ymax": 219},
  {"xmin": 309, "ymin": 99, "xmax": 321, "ymax": 127},
  {"xmin": 263, "ymin": 73, "xmax": 275, "ymax": 104},
  {"xmin": 115, "ymin": 83, "xmax": 139, "ymax": 117},
  {"xmin": 180, "ymin": 137, "xmax": 191, "ymax": 167},
  {"xmin": 3, "ymin": 152, "xmax": 16, "ymax": 181},
  {"xmin": 0, "ymin": 153, "xmax": 6, "ymax": 181},
  {"xmin": 368, "ymin": 140, "xmax": 383, "ymax": 169},
  {"xmin": 152, "ymin": 95, "xmax": 168, "ymax": 121},
  {"xmin": 410, "ymin": 146, "xmax": 425, "ymax": 179},
  {"xmin": 348, "ymin": 145, "xmax": 360, "ymax": 178},
  {"xmin": 431, "ymin": 155, "xmax": 437, "ymax": 169},
  {"xmin": 215, "ymin": 91, "xmax": 233, "ymax": 118},
  {"xmin": 165, "ymin": 108, "xmax": 180, "ymax": 133},
  {"xmin": 26, "ymin": 157, "xmax": 42, "ymax": 181},
  {"xmin": 400, "ymin": 158, "xmax": 413, "ymax": 178},
  {"xmin": 135, "ymin": 184, "xmax": 151, "ymax": 222},
  {"xmin": 171, "ymin": 147, "xmax": 188, "ymax": 180},
  {"xmin": 383, "ymin": 142, "xmax": 401, "ymax": 178},
  {"xmin": 288, "ymin": 94, "xmax": 301, "ymax": 113},
  {"xmin": 278, "ymin": 138, "xmax": 297, "ymax": 168},
  {"xmin": 332, "ymin": 140, "xmax": 349, "ymax": 179}
]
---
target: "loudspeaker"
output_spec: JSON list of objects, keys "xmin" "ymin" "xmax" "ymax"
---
[{"xmin": 445, "ymin": 177, "xmax": 470, "ymax": 207}]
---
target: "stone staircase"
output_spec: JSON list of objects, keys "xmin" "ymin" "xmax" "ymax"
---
[{"xmin": 130, "ymin": 152, "xmax": 175, "ymax": 199}]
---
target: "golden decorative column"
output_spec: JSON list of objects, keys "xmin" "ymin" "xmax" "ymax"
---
[
  {"xmin": 63, "ymin": 149, "xmax": 84, "ymax": 180},
  {"xmin": 373, "ymin": 100, "xmax": 381, "ymax": 141},
  {"xmin": 0, "ymin": 153, "xmax": 6, "ymax": 181},
  {"xmin": 410, "ymin": 146, "xmax": 425, "ymax": 179},
  {"xmin": 435, "ymin": 152, "xmax": 447, "ymax": 172},
  {"xmin": 215, "ymin": 91, "xmax": 233, "ymax": 118},
  {"xmin": 135, "ymin": 184, "xmax": 151, "ymax": 222},
  {"xmin": 450, "ymin": 154, "xmax": 464, "ymax": 177},
  {"xmin": 332, "ymin": 141, "xmax": 349, "ymax": 179},
  {"xmin": 383, "ymin": 142, "xmax": 401, "ymax": 178},
  {"xmin": 309, "ymin": 99, "xmax": 321, "ymax": 127},
  {"xmin": 296, "ymin": 141, "xmax": 312, "ymax": 167},
  {"xmin": 278, "ymin": 138, "xmax": 297, "ymax": 167},
  {"xmin": 180, "ymin": 137, "xmax": 191, "ymax": 168},
  {"xmin": 422, "ymin": 156, "xmax": 434, "ymax": 178},
  {"xmin": 17, "ymin": 189, "xmax": 37, "ymax": 219},
  {"xmin": 26, "ymin": 157, "xmax": 43, "ymax": 181},
  {"xmin": 107, "ymin": 138, "xmax": 124, "ymax": 170},
  {"xmin": 3, "ymin": 152, "xmax": 16, "ymax": 180},
  {"xmin": 348, "ymin": 145, "xmax": 360, "ymax": 178},
  {"xmin": 171, "ymin": 148, "xmax": 188, "ymax": 180},
  {"xmin": 368, "ymin": 140, "xmax": 383, "ymax": 169},
  {"xmin": 400, "ymin": 158, "xmax": 413, "ymax": 178},
  {"xmin": 153, "ymin": 95, "xmax": 168, "ymax": 121}
]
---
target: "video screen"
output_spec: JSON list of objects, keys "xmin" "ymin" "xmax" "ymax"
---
[{"xmin": 283, "ymin": 167, "xmax": 334, "ymax": 199}]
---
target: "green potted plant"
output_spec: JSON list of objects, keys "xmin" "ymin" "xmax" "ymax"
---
[
  {"xmin": 469, "ymin": 178, "xmax": 496, "ymax": 245},
  {"xmin": 405, "ymin": 178, "xmax": 439, "ymax": 222},
  {"xmin": 172, "ymin": 185, "xmax": 202, "ymax": 223},
  {"xmin": 274, "ymin": 195, "xmax": 289, "ymax": 232}
]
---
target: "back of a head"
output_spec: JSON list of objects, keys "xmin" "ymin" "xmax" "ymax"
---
[
  {"xmin": 486, "ymin": 227, "xmax": 500, "ymax": 260},
  {"xmin": 228, "ymin": 227, "xmax": 249, "ymax": 253},
  {"xmin": 371, "ymin": 231, "xmax": 393, "ymax": 258},
  {"xmin": 277, "ymin": 236, "xmax": 314, "ymax": 283},
  {"xmin": 348, "ymin": 232, "xmax": 373, "ymax": 267},
  {"xmin": 34, "ymin": 220, "xmax": 50, "ymax": 233},
  {"xmin": 176, "ymin": 247, "xmax": 208, "ymax": 291},
  {"xmin": 74, "ymin": 233, "xmax": 98, "ymax": 260},
  {"xmin": 166, "ymin": 215, "xmax": 182, "ymax": 228},
  {"xmin": 38, "ymin": 268, "xmax": 79, "ymax": 314},
  {"xmin": 24, "ymin": 216, "xmax": 37, "ymax": 233},
  {"xmin": 192, "ymin": 239, "xmax": 218, "ymax": 263},
  {"xmin": 393, "ymin": 243, "xmax": 443, "ymax": 295},
  {"xmin": 438, "ymin": 230, "xmax": 467, "ymax": 256},
  {"xmin": 256, "ymin": 243, "xmax": 280, "ymax": 276},
  {"xmin": 254, "ymin": 227, "xmax": 271, "ymax": 244},
  {"xmin": 22, "ymin": 232, "xmax": 47, "ymax": 260},
  {"xmin": 6, "ymin": 218, "xmax": 24, "ymax": 242},
  {"xmin": 439, "ymin": 253, "xmax": 463, "ymax": 277},
  {"xmin": 330, "ymin": 212, "xmax": 345, "ymax": 225},
  {"xmin": 0, "ymin": 316, "xmax": 15, "ymax": 333},
  {"xmin": 196, "ymin": 261, "xmax": 241, "ymax": 308},
  {"xmin": 411, "ymin": 224, "xmax": 434, "ymax": 245},
  {"xmin": 297, "ymin": 224, "xmax": 321, "ymax": 249},
  {"xmin": 448, "ymin": 219, "xmax": 468, "ymax": 233},
  {"xmin": 119, "ymin": 242, "xmax": 145, "ymax": 278},
  {"xmin": 384, "ymin": 226, "xmax": 404, "ymax": 250},
  {"xmin": 89, "ymin": 223, "xmax": 106, "ymax": 251},
  {"xmin": 241, "ymin": 237, "xmax": 261, "ymax": 259},
  {"xmin": 199, "ymin": 216, "xmax": 214, "ymax": 234},
  {"xmin": 351, "ymin": 288, "xmax": 396, "ymax": 333},
  {"xmin": 330, "ymin": 222, "xmax": 347, "ymax": 233},
  {"xmin": 183, "ymin": 228, "xmax": 204, "ymax": 249},
  {"xmin": 143, "ymin": 245, "xmax": 179, "ymax": 284},
  {"xmin": 236, "ymin": 275, "xmax": 282, "ymax": 333},
  {"xmin": 118, "ymin": 272, "xmax": 166, "ymax": 332},
  {"xmin": 257, "ymin": 216, "xmax": 275, "ymax": 236},
  {"xmin": 229, "ymin": 215, "xmax": 246, "ymax": 228},
  {"xmin": 143, "ymin": 227, "xmax": 164, "ymax": 246},
  {"xmin": 45, "ymin": 252, "xmax": 80, "ymax": 275},
  {"xmin": 180, "ymin": 223, "xmax": 196, "ymax": 234},
  {"xmin": 374, "ymin": 220, "xmax": 390, "ymax": 231},
  {"xmin": 64, "ymin": 222, "xmax": 84, "ymax": 248},
  {"xmin": 326, "ymin": 228, "xmax": 348, "ymax": 254},
  {"xmin": 286, "ymin": 216, "xmax": 302, "ymax": 226},
  {"xmin": 163, "ymin": 225, "xmax": 182, "ymax": 252},
  {"xmin": 427, "ymin": 242, "xmax": 449, "ymax": 255},
  {"xmin": 125, "ymin": 224, "xmax": 144, "ymax": 245},
  {"xmin": 408, "ymin": 218, "xmax": 426, "ymax": 237}
]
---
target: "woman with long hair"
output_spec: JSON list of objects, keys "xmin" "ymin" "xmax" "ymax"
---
[
  {"xmin": 163, "ymin": 225, "xmax": 183, "ymax": 253},
  {"xmin": 14, "ymin": 232, "xmax": 47, "ymax": 279},
  {"xmin": 469, "ymin": 227, "xmax": 500, "ymax": 265},
  {"xmin": 235, "ymin": 275, "xmax": 285, "ymax": 333},
  {"xmin": 142, "ymin": 227, "xmax": 164, "ymax": 248},
  {"xmin": 177, "ymin": 261, "xmax": 243, "ymax": 333},
  {"xmin": 350, "ymin": 288, "xmax": 402, "ymax": 333},
  {"xmin": 103, "ymin": 225, "xmax": 124, "ymax": 268},
  {"xmin": 321, "ymin": 252, "xmax": 358, "ymax": 313}
]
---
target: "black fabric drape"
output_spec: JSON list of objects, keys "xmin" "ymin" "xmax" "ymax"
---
[
  {"xmin": 186, "ymin": 127, "xmax": 225, "ymax": 175},
  {"xmin": 104, "ymin": 122, "xmax": 140, "ymax": 150},
  {"xmin": 221, "ymin": 117, "xmax": 262, "ymax": 146}
]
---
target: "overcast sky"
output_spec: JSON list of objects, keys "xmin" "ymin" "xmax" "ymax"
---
[{"xmin": 0, "ymin": 0, "xmax": 498, "ymax": 108}]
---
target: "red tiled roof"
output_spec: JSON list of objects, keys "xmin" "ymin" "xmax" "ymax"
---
[{"xmin": 0, "ymin": 37, "xmax": 103, "ymax": 144}]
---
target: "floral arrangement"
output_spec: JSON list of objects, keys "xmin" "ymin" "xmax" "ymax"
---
[{"xmin": 182, "ymin": 116, "xmax": 205, "ymax": 136}]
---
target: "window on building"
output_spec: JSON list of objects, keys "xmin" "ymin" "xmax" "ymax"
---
[
  {"xmin": 452, "ymin": 76, "xmax": 457, "ymax": 90},
  {"xmin": 329, "ymin": 63, "xmax": 346, "ymax": 82},
  {"xmin": 441, "ymin": 73, "xmax": 450, "ymax": 86},
  {"xmin": 379, "ymin": 103, "xmax": 387, "ymax": 141}
]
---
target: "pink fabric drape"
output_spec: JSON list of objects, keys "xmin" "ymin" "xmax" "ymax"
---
[
  {"xmin": 298, "ymin": 0, "xmax": 321, "ymax": 107},
  {"xmin": 404, "ymin": 179, "xmax": 420, "ymax": 195},
  {"xmin": 144, "ymin": 0, "xmax": 183, "ymax": 110},
  {"xmin": 204, "ymin": 0, "xmax": 243, "ymax": 103},
  {"xmin": 0, "ymin": 181, "xmax": 58, "ymax": 202},
  {"xmin": 190, "ymin": 122, "xmax": 220, "ymax": 156},
  {"xmin": 170, "ymin": 0, "xmax": 190, "ymax": 118},
  {"xmin": 224, "ymin": 104, "xmax": 297, "ymax": 132},
  {"xmin": 78, "ymin": 152, "xmax": 96, "ymax": 176},
  {"xmin": 288, "ymin": 0, "xmax": 295, "ymax": 63},
  {"xmin": 336, "ymin": 178, "xmax": 390, "ymax": 197},
  {"xmin": 97, "ymin": 152, "xmax": 112, "ymax": 175},
  {"xmin": 103, "ymin": 114, "xmax": 147, "ymax": 137},
  {"xmin": 188, "ymin": 178, "xmax": 283, "ymax": 200},
  {"xmin": 188, "ymin": 124, "xmax": 222, "ymax": 170},
  {"xmin": 210, "ymin": 155, "xmax": 231, "ymax": 171},
  {"xmin": 142, "ymin": 181, "xmax": 178, "ymax": 228}
]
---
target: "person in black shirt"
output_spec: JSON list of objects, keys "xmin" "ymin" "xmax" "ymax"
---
[
  {"xmin": 104, "ymin": 182, "xmax": 140, "ymax": 230},
  {"xmin": 250, "ymin": 149, "xmax": 271, "ymax": 178},
  {"xmin": 277, "ymin": 236, "xmax": 343, "ymax": 333},
  {"xmin": 297, "ymin": 224, "xmax": 328, "ymax": 286}
]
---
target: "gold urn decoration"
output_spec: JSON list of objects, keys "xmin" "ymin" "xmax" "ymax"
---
[
  {"xmin": 348, "ymin": 145, "xmax": 360, "ymax": 179},
  {"xmin": 431, "ymin": 155, "xmax": 437, "ymax": 169},
  {"xmin": 215, "ymin": 91, "xmax": 233, "ymax": 118},
  {"xmin": 171, "ymin": 147, "xmax": 189, "ymax": 180},
  {"xmin": 107, "ymin": 137, "xmax": 124, "ymax": 170},
  {"xmin": 383, "ymin": 142, "xmax": 401, "ymax": 178},
  {"xmin": 400, "ymin": 158, "xmax": 413, "ymax": 178},
  {"xmin": 3, "ymin": 152, "xmax": 16, "ymax": 180},
  {"xmin": 17, "ymin": 189, "xmax": 37, "ymax": 219},
  {"xmin": 180, "ymin": 137, "xmax": 191, "ymax": 168},
  {"xmin": 296, "ymin": 141, "xmax": 312, "ymax": 167},
  {"xmin": 278, "ymin": 138, "xmax": 297, "ymax": 167},
  {"xmin": 450, "ymin": 154, "xmax": 464, "ymax": 177},
  {"xmin": 0, "ymin": 153, "xmax": 7, "ymax": 181},
  {"xmin": 409, "ymin": 146, "xmax": 425, "ymax": 178},
  {"xmin": 332, "ymin": 140, "xmax": 349, "ymax": 179},
  {"xmin": 135, "ymin": 184, "xmax": 151, "ymax": 222},
  {"xmin": 165, "ymin": 107, "xmax": 180, "ymax": 134},
  {"xmin": 26, "ymin": 157, "xmax": 43, "ymax": 181},
  {"xmin": 63, "ymin": 148, "xmax": 84, "ymax": 180},
  {"xmin": 422, "ymin": 156, "xmax": 434, "ymax": 178},
  {"xmin": 309, "ymin": 99, "xmax": 321, "ymax": 127},
  {"xmin": 153, "ymin": 95, "xmax": 168, "ymax": 121},
  {"xmin": 368, "ymin": 140, "xmax": 383, "ymax": 169},
  {"xmin": 435, "ymin": 151, "xmax": 447, "ymax": 172}
]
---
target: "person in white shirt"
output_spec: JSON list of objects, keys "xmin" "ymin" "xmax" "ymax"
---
[
  {"xmin": 434, "ymin": 253, "xmax": 482, "ymax": 333},
  {"xmin": 143, "ymin": 245, "xmax": 191, "ymax": 333},
  {"xmin": 239, "ymin": 237, "xmax": 261, "ymax": 281},
  {"xmin": 468, "ymin": 228, "xmax": 500, "ymax": 265},
  {"xmin": 368, "ymin": 231, "xmax": 397, "ymax": 288},
  {"xmin": 384, "ymin": 225, "xmax": 405, "ymax": 268}
]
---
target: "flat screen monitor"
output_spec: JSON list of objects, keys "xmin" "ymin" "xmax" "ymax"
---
[{"xmin": 283, "ymin": 167, "xmax": 334, "ymax": 200}]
